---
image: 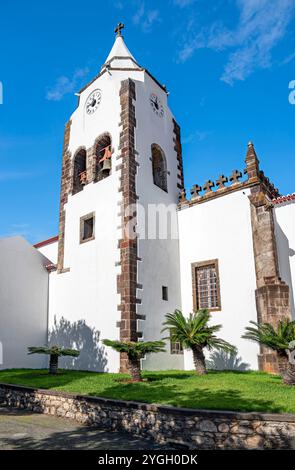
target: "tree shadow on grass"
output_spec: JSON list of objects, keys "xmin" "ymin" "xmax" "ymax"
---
[
  {"xmin": 144, "ymin": 371, "xmax": 194, "ymax": 381},
  {"xmin": 0, "ymin": 369, "xmax": 105, "ymax": 391},
  {"xmin": 89, "ymin": 378, "xmax": 283, "ymax": 414}
]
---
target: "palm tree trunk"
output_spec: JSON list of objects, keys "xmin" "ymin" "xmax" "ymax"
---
[
  {"xmin": 283, "ymin": 362, "xmax": 295, "ymax": 385},
  {"xmin": 192, "ymin": 346, "xmax": 207, "ymax": 375},
  {"xmin": 129, "ymin": 357, "xmax": 141, "ymax": 381},
  {"xmin": 277, "ymin": 351, "xmax": 289, "ymax": 375},
  {"xmin": 49, "ymin": 354, "xmax": 58, "ymax": 375}
]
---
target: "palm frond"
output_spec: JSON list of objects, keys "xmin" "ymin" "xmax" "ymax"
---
[
  {"xmin": 28, "ymin": 346, "xmax": 52, "ymax": 356},
  {"xmin": 162, "ymin": 309, "xmax": 236, "ymax": 353},
  {"xmin": 102, "ymin": 339, "xmax": 166, "ymax": 359},
  {"xmin": 28, "ymin": 346, "xmax": 80, "ymax": 357},
  {"xmin": 243, "ymin": 318, "xmax": 295, "ymax": 354},
  {"xmin": 60, "ymin": 348, "xmax": 80, "ymax": 357},
  {"xmin": 206, "ymin": 337, "xmax": 237, "ymax": 354}
]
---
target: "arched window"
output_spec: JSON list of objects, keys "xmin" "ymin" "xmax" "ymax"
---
[
  {"xmin": 152, "ymin": 144, "xmax": 167, "ymax": 192},
  {"xmin": 73, "ymin": 148, "xmax": 87, "ymax": 194},
  {"xmin": 95, "ymin": 134, "xmax": 112, "ymax": 182}
]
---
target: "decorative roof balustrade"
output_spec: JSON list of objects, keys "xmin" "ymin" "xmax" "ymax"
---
[{"xmin": 179, "ymin": 142, "xmax": 280, "ymax": 209}]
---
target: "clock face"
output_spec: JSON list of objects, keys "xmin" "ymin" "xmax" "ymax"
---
[
  {"xmin": 85, "ymin": 89, "xmax": 102, "ymax": 115},
  {"xmin": 150, "ymin": 93, "xmax": 164, "ymax": 117}
]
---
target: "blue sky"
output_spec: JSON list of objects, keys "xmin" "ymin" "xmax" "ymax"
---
[{"xmin": 0, "ymin": 0, "xmax": 294, "ymax": 243}]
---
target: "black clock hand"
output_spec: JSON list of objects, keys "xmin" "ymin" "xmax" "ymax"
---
[{"xmin": 151, "ymin": 99, "xmax": 159, "ymax": 110}]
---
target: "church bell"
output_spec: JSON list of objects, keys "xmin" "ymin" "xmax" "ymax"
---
[
  {"xmin": 102, "ymin": 157, "xmax": 112, "ymax": 175},
  {"xmin": 100, "ymin": 145, "xmax": 112, "ymax": 175}
]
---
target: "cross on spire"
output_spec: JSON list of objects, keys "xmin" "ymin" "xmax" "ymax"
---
[
  {"xmin": 229, "ymin": 170, "xmax": 242, "ymax": 185},
  {"xmin": 216, "ymin": 174, "xmax": 228, "ymax": 190},
  {"xmin": 115, "ymin": 22, "xmax": 124, "ymax": 37},
  {"xmin": 203, "ymin": 180, "xmax": 215, "ymax": 194}
]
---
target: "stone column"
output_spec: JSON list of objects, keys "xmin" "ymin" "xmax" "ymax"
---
[
  {"xmin": 86, "ymin": 145, "xmax": 96, "ymax": 184},
  {"xmin": 57, "ymin": 120, "xmax": 72, "ymax": 274},
  {"xmin": 247, "ymin": 142, "xmax": 291, "ymax": 373},
  {"xmin": 173, "ymin": 118, "xmax": 184, "ymax": 192},
  {"xmin": 117, "ymin": 79, "xmax": 141, "ymax": 373}
]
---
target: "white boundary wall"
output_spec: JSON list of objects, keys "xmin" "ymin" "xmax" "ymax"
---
[{"xmin": 0, "ymin": 237, "xmax": 48, "ymax": 369}]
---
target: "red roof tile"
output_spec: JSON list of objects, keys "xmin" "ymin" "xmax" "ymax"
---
[
  {"xmin": 34, "ymin": 235, "xmax": 58, "ymax": 249},
  {"xmin": 273, "ymin": 194, "xmax": 295, "ymax": 205}
]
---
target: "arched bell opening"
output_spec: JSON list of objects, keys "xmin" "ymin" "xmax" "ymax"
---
[
  {"xmin": 151, "ymin": 144, "xmax": 168, "ymax": 192},
  {"xmin": 95, "ymin": 134, "xmax": 112, "ymax": 182},
  {"xmin": 73, "ymin": 148, "xmax": 87, "ymax": 195}
]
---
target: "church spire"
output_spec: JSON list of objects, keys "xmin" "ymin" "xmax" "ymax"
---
[
  {"xmin": 245, "ymin": 141, "xmax": 260, "ymax": 182},
  {"xmin": 101, "ymin": 23, "xmax": 139, "ymax": 71}
]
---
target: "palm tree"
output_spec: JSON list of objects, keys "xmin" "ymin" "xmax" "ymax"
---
[
  {"xmin": 103, "ymin": 339, "xmax": 165, "ymax": 381},
  {"xmin": 28, "ymin": 346, "xmax": 80, "ymax": 374},
  {"xmin": 242, "ymin": 319, "xmax": 295, "ymax": 385},
  {"xmin": 162, "ymin": 309, "xmax": 236, "ymax": 375},
  {"xmin": 285, "ymin": 340, "xmax": 295, "ymax": 385}
]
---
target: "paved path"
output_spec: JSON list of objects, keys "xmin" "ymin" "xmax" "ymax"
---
[{"xmin": 0, "ymin": 406, "xmax": 167, "ymax": 450}]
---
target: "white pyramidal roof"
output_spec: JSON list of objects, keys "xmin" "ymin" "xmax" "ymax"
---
[
  {"xmin": 105, "ymin": 35, "xmax": 135, "ymax": 62},
  {"xmin": 101, "ymin": 35, "xmax": 140, "ymax": 71}
]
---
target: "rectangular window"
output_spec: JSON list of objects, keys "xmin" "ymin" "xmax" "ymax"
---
[
  {"xmin": 80, "ymin": 212, "xmax": 95, "ymax": 243},
  {"xmin": 192, "ymin": 259, "xmax": 221, "ymax": 311},
  {"xmin": 170, "ymin": 338, "xmax": 183, "ymax": 355},
  {"xmin": 162, "ymin": 286, "xmax": 168, "ymax": 301}
]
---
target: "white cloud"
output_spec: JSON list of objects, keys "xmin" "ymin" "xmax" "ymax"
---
[
  {"xmin": 0, "ymin": 171, "xmax": 33, "ymax": 181},
  {"xmin": 133, "ymin": 2, "xmax": 145, "ymax": 25},
  {"xmin": 174, "ymin": 0, "xmax": 196, "ymax": 7},
  {"xmin": 11, "ymin": 223, "xmax": 30, "ymax": 229},
  {"xmin": 144, "ymin": 9, "xmax": 160, "ymax": 31},
  {"xmin": 281, "ymin": 51, "xmax": 295, "ymax": 65},
  {"xmin": 113, "ymin": 0, "xmax": 124, "ymax": 9},
  {"xmin": 178, "ymin": 0, "xmax": 295, "ymax": 84},
  {"xmin": 1, "ymin": 223, "xmax": 32, "ymax": 240},
  {"xmin": 182, "ymin": 129, "xmax": 211, "ymax": 144},
  {"xmin": 46, "ymin": 68, "xmax": 89, "ymax": 101},
  {"xmin": 132, "ymin": 2, "xmax": 160, "ymax": 32}
]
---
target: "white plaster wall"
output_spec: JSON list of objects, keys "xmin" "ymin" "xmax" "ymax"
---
[
  {"xmin": 134, "ymin": 75, "xmax": 183, "ymax": 370},
  {"xmin": 48, "ymin": 67, "xmax": 148, "ymax": 372},
  {"xmin": 48, "ymin": 178, "xmax": 120, "ymax": 372},
  {"xmin": 178, "ymin": 188, "xmax": 259, "ymax": 371},
  {"xmin": 0, "ymin": 237, "xmax": 48, "ymax": 370},
  {"xmin": 37, "ymin": 240, "xmax": 58, "ymax": 264},
  {"xmin": 274, "ymin": 201, "xmax": 295, "ymax": 319}
]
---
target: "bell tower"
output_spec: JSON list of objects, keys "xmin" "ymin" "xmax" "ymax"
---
[{"xmin": 53, "ymin": 25, "xmax": 184, "ymax": 372}]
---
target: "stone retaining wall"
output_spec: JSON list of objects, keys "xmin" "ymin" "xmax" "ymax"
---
[{"xmin": 1, "ymin": 383, "xmax": 295, "ymax": 449}]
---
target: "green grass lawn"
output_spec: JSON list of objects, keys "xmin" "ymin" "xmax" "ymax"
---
[{"xmin": 0, "ymin": 369, "xmax": 294, "ymax": 414}]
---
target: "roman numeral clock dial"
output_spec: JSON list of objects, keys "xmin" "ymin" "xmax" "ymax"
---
[
  {"xmin": 85, "ymin": 89, "xmax": 102, "ymax": 115},
  {"xmin": 150, "ymin": 93, "xmax": 164, "ymax": 117}
]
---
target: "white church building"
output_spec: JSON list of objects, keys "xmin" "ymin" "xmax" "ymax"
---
[{"xmin": 1, "ymin": 26, "xmax": 295, "ymax": 374}]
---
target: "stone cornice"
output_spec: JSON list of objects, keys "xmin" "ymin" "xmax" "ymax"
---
[{"xmin": 78, "ymin": 64, "xmax": 168, "ymax": 96}]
